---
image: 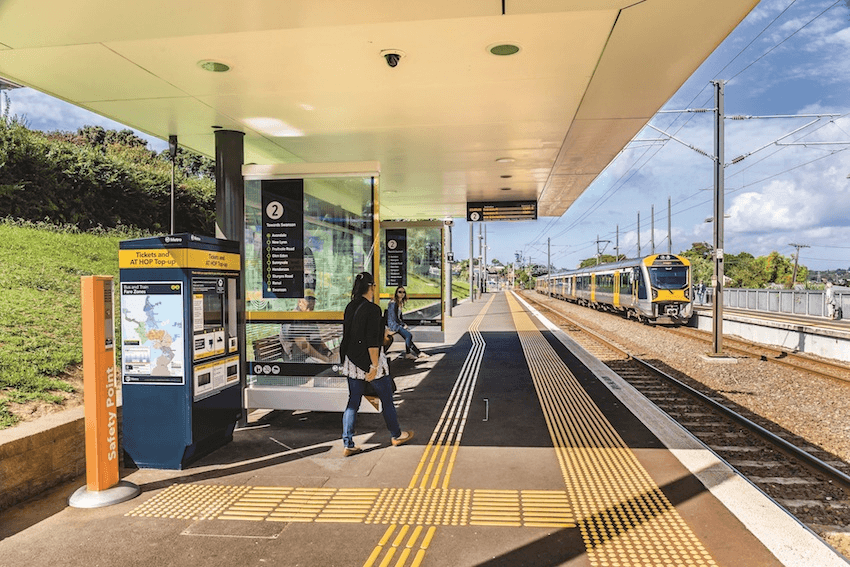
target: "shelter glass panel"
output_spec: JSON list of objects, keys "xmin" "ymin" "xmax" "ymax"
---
[{"xmin": 379, "ymin": 225, "xmax": 442, "ymax": 326}]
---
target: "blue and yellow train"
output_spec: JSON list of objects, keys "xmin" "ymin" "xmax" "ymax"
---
[{"xmin": 535, "ymin": 253, "xmax": 693, "ymax": 325}]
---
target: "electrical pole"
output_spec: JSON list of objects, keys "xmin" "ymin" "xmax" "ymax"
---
[
  {"xmin": 547, "ymin": 238, "xmax": 551, "ymax": 297},
  {"xmin": 469, "ymin": 223, "xmax": 474, "ymax": 302},
  {"xmin": 478, "ymin": 223, "xmax": 483, "ymax": 296},
  {"xmin": 615, "ymin": 225, "xmax": 619, "ymax": 261},
  {"xmin": 711, "ymin": 80, "xmax": 725, "ymax": 357},
  {"xmin": 789, "ymin": 243, "xmax": 809, "ymax": 288},
  {"xmin": 445, "ymin": 221, "xmax": 453, "ymax": 317},
  {"xmin": 651, "ymin": 204, "xmax": 655, "ymax": 254},
  {"xmin": 637, "ymin": 212, "xmax": 641, "ymax": 257},
  {"xmin": 484, "ymin": 224, "xmax": 488, "ymax": 293},
  {"xmin": 668, "ymin": 196, "xmax": 672, "ymax": 254}
]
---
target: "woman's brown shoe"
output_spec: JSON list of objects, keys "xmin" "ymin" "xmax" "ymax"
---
[{"xmin": 391, "ymin": 431, "xmax": 414, "ymax": 446}]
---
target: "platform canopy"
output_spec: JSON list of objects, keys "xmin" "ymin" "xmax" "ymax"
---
[{"xmin": 0, "ymin": 0, "xmax": 757, "ymax": 220}]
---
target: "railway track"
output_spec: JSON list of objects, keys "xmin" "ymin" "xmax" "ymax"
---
[
  {"xmin": 667, "ymin": 325, "xmax": 850, "ymax": 384},
  {"xmin": 524, "ymin": 293, "xmax": 850, "ymax": 547}
]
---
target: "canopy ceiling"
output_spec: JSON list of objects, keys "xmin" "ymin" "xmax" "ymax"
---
[{"xmin": 0, "ymin": 0, "xmax": 757, "ymax": 220}]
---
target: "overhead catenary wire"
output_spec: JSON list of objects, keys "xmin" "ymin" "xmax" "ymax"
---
[{"xmin": 530, "ymin": 0, "xmax": 848, "ymax": 269}]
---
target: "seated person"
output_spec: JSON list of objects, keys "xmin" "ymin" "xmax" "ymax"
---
[
  {"xmin": 386, "ymin": 286, "xmax": 426, "ymax": 360},
  {"xmin": 279, "ymin": 291, "xmax": 335, "ymax": 363}
]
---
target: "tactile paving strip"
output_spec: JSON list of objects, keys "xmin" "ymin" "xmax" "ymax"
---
[
  {"xmin": 127, "ymin": 485, "xmax": 575, "ymax": 528},
  {"xmin": 506, "ymin": 292, "xmax": 718, "ymax": 567}
]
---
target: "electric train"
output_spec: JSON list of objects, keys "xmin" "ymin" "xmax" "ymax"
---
[{"xmin": 535, "ymin": 253, "xmax": 693, "ymax": 325}]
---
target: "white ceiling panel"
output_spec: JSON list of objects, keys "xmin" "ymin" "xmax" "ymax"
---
[{"xmin": 0, "ymin": 0, "xmax": 758, "ymax": 220}]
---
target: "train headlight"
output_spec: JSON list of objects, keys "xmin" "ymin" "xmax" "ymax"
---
[
  {"xmin": 651, "ymin": 289, "xmax": 658, "ymax": 299},
  {"xmin": 684, "ymin": 288, "xmax": 690, "ymax": 299}
]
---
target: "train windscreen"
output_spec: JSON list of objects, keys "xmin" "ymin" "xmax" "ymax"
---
[{"xmin": 649, "ymin": 266, "xmax": 688, "ymax": 290}]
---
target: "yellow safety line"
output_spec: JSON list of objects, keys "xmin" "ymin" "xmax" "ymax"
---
[
  {"xmin": 408, "ymin": 295, "xmax": 493, "ymax": 490},
  {"xmin": 505, "ymin": 292, "xmax": 718, "ymax": 567}
]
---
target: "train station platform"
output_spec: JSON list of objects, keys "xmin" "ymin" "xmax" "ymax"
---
[{"xmin": 1, "ymin": 292, "xmax": 845, "ymax": 566}]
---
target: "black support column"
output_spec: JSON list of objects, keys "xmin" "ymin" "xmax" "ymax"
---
[
  {"xmin": 214, "ymin": 129, "xmax": 247, "ymax": 424},
  {"xmin": 214, "ymin": 130, "xmax": 245, "ymax": 241}
]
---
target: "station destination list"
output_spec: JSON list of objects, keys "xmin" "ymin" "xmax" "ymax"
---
[{"xmin": 261, "ymin": 179, "xmax": 305, "ymax": 299}]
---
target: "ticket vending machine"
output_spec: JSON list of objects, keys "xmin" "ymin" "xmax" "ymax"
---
[{"xmin": 119, "ymin": 234, "xmax": 241, "ymax": 469}]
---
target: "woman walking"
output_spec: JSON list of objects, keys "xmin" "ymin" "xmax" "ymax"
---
[
  {"xmin": 339, "ymin": 272, "xmax": 414, "ymax": 456},
  {"xmin": 387, "ymin": 285, "xmax": 425, "ymax": 360}
]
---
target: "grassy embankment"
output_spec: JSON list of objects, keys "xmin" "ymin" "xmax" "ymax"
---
[
  {"xmin": 0, "ymin": 221, "xmax": 470, "ymax": 429},
  {"xmin": 0, "ymin": 220, "xmax": 131, "ymax": 429}
]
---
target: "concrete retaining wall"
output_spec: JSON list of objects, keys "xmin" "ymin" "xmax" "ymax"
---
[
  {"xmin": 693, "ymin": 312, "xmax": 850, "ymax": 362},
  {"xmin": 0, "ymin": 408, "xmax": 85, "ymax": 511},
  {"xmin": 0, "ymin": 407, "xmax": 124, "ymax": 511}
]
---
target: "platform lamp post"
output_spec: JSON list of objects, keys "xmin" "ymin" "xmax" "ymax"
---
[{"xmin": 169, "ymin": 135, "xmax": 178, "ymax": 234}]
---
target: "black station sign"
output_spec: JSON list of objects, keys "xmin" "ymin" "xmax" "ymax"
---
[
  {"xmin": 261, "ymin": 179, "xmax": 305, "ymax": 298},
  {"xmin": 466, "ymin": 200, "xmax": 537, "ymax": 222},
  {"xmin": 385, "ymin": 229, "xmax": 407, "ymax": 287}
]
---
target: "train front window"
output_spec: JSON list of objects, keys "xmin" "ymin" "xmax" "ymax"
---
[{"xmin": 649, "ymin": 267, "xmax": 688, "ymax": 289}]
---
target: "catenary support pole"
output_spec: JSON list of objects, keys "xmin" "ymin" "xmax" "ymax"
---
[
  {"xmin": 668, "ymin": 196, "xmax": 672, "ymax": 254},
  {"xmin": 651, "ymin": 204, "xmax": 655, "ymax": 255},
  {"xmin": 712, "ymin": 80, "xmax": 725, "ymax": 357},
  {"xmin": 469, "ymin": 222, "xmax": 474, "ymax": 302}
]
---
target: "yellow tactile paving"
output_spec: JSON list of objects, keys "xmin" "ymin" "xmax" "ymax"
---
[
  {"xmin": 505, "ymin": 292, "xmax": 718, "ymax": 567},
  {"xmin": 128, "ymin": 485, "xmax": 573, "ymax": 528}
]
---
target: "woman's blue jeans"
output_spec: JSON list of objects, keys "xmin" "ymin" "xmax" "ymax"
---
[
  {"xmin": 343, "ymin": 375, "xmax": 401, "ymax": 448},
  {"xmin": 396, "ymin": 327, "xmax": 417, "ymax": 354}
]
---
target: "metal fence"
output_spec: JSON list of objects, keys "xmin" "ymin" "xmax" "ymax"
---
[{"xmin": 696, "ymin": 288, "xmax": 847, "ymax": 320}]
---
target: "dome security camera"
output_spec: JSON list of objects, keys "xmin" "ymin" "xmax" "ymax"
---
[{"xmin": 381, "ymin": 49, "xmax": 405, "ymax": 68}]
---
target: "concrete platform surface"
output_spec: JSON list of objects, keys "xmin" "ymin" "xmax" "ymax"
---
[{"xmin": 1, "ymin": 292, "xmax": 845, "ymax": 567}]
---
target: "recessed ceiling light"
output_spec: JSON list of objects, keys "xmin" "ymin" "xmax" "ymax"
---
[
  {"xmin": 500, "ymin": 174, "xmax": 512, "ymax": 179},
  {"xmin": 198, "ymin": 60, "xmax": 230, "ymax": 73},
  {"xmin": 495, "ymin": 157, "xmax": 515, "ymax": 163},
  {"xmin": 488, "ymin": 44, "xmax": 520, "ymax": 56}
]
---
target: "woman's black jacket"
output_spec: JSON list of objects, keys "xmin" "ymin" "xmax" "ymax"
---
[{"xmin": 339, "ymin": 296, "xmax": 382, "ymax": 372}]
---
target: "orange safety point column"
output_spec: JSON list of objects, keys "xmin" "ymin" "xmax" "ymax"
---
[
  {"xmin": 81, "ymin": 275, "xmax": 119, "ymax": 490},
  {"xmin": 69, "ymin": 276, "xmax": 139, "ymax": 508}
]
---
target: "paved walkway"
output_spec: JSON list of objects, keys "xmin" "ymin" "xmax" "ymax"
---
[{"xmin": 0, "ymin": 292, "xmax": 844, "ymax": 566}]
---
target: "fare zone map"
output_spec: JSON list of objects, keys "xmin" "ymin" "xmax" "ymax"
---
[{"xmin": 121, "ymin": 282, "xmax": 184, "ymax": 383}]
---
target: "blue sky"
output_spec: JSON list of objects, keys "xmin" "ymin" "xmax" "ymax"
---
[{"xmin": 5, "ymin": 0, "xmax": 850, "ymax": 272}]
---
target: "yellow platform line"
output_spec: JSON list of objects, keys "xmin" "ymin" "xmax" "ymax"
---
[
  {"xmin": 409, "ymin": 296, "xmax": 493, "ymax": 490},
  {"xmin": 506, "ymin": 292, "xmax": 717, "ymax": 567}
]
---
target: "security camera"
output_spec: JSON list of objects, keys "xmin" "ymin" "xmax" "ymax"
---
[{"xmin": 381, "ymin": 49, "xmax": 405, "ymax": 68}]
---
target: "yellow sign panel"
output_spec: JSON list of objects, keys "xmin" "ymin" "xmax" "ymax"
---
[
  {"xmin": 120, "ymin": 249, "xmax": 240, "ymax": 270},
  {"xmin": 188, "ymin": 249, "xmax": 240, "ymax": 271}
]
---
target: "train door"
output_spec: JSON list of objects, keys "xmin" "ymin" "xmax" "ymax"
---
[{"xmin": 613, "ymin": 270, "xmax": 620, "ymax": 307}]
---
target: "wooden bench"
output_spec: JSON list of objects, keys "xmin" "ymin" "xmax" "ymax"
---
[
  {"xmin": 253, "ymin": 336, "xmax": 284, "ymax": 361},
  {"xmin": 252, "ymin": 328, "xmax": 343, "ymax": 363}
]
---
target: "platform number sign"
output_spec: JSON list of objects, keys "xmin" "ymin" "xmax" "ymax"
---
[
  {"xmin": 261, "ymin": 179, "xmax": 305, "ymax": 298},
  {"xmin": 386, "ymin": 229, "xmax": 407, "ymax": 287}
]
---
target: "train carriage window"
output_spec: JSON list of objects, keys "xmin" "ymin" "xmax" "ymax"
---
[{"xmin": 649, "ymin": 266, "xmax": 688, "ymax": 289}]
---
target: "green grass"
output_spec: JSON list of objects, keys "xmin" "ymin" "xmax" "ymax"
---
[{"xmin": 0, "ymin": 219, "xmax": 138, "ymax": 428}]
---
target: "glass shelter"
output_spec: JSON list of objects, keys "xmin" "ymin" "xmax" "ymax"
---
[{"xmin": 242, "ymin": 163, "xmax": 381, "ymax": 413}]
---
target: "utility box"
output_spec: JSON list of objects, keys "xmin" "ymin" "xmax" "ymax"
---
[{"xmin": 119, "ymin": 234, "xmax": 241, "ymax": 469}]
